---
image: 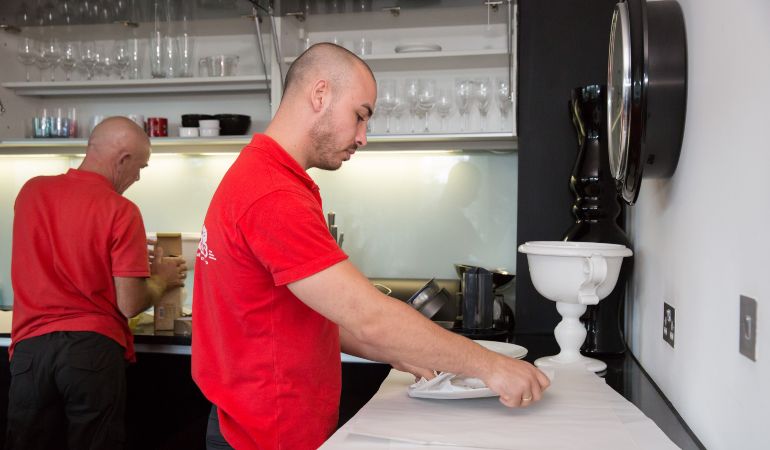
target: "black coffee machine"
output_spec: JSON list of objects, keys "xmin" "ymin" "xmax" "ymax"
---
[{"xmin": 563, "ymin": 84, "xmax": 633, "ymax": 356}]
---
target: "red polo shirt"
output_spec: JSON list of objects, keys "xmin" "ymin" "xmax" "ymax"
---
[
  {"xmin": 192, "ymin": 134, "xmax": 348, "ymax": 450},
  {"xmin": 10, "ymin": 169, "xmax": 149, "ymax": 362}
]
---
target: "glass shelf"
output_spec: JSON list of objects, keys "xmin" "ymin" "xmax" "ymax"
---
[
  {"xmin": 0, "ymin": 133, "xmax": 516, "ymax": 155},
  {"xmin": 284, "ymin": 49, "xmax": 508, "ymax": 71},
  {"xmin": 1, "ymin": 76, "xmax": 270, "ymax": 97}
]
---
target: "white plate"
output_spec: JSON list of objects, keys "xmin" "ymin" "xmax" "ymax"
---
[
  {"xmin": 474, "ymin": 340, "xmax": 528, "ymax": 360},
  {"xmin": 394, "ymin": 43, "xmax": 442, "ymax": 53},
  {"xmin": 407, "ymin": 341, "xmax": 529, "ymax": 400}
]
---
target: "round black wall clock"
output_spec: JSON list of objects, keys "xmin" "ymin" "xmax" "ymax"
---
[{"xmin": 607, "ymin": 0, "xmax": 687, "ymax": 204}]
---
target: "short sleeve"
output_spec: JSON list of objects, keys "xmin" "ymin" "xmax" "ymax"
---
[
  {"xmin": 111, "ymin": 201, "xmax": 151, "ymax": 277},
  {"xmin": 239, "ymin": 189, "xmax": 347, "ymax": 286}
]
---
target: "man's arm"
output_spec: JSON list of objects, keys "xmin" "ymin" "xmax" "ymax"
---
[
  {"xmin": 289, "ymin": 260, "xmax": 550, "ymax": 407},
  {"xmin": 339, "ymin": 327, "xmax": 435, "ymax": 380},
  {"xmin": 115, "ymin": 246, "xmax": 186, "ymax": 318}
]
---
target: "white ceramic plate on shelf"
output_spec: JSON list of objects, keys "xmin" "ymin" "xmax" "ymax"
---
[{"xmin": 394, "ymin": 43, "xmax": 442, "ymax": 53}]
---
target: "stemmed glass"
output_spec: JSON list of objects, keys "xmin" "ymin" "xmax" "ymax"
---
[
  {"xmin": 436, "ymin": 88, "xmax": 453, "ymax": 131},
  {"xmin": 377, "ymin": 79, "xmax": 399, "ymax": 134},
  {"xmin": 59, "ymin": 41, "xmax": 79, "ymax": 81},
  {"xmin": 34, "ymin": 41, "xmax": 53, "ymax": 82},
  {"xmin": 39, "ymin": 39, "xmax": 62, "ymax": 82},
  {"xmin": 17, "ymin": 37, "xmax": 38, "ymax": 82},
  {"xmin": 474, "ymin": 77, "xmax": 491, "ymax": 131},
  {"xmin": 417, "ymin": 79, "xmax": 436, "ymax": 133},
  {"xmin": 404, "ymin": 78, "xmax": 419, "ymax": 133},
  {"xmin": 496, "ymin": 77, "xmax": 513, "ymax": 131},
  {"xmin": 455, "ymin": 79, "xmax": 473, "ymax": 132},
  {"xmin": 392, "ymin": 99, "xmax": 406, "ymax": 133},
  {"xmin": 80, "ymin": 41, "xmax": 99, "ymax": 80},
  {"xmin": 113, "ymin": 40, "xmax": 131, "ymax": 79},
  {"xmin": 94, "ymin": 46, "xmax": 112, "ymax": 80}
]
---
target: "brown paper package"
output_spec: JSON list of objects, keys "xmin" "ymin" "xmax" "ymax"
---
[{"xmin": 154, "ymin": 233, "xmax": 184, "ymax": 331}]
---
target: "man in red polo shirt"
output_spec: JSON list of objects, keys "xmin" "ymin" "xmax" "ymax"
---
[
  {"xmin": 7, "ymin": 117, "xmax": 186, "ymax": 450},
  {"xmin": 192, "ymin": 43, "xmax": 550, "ymax": 450}
]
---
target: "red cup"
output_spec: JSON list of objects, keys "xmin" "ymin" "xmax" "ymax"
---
[{"xmin": 146, "ymin": 117, "xmax": 168, "ymax": 137}]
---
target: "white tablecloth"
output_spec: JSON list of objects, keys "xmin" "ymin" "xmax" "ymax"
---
[{"xmin": 321, "ymin": 366, "xmax": 679, "ymax": 449}]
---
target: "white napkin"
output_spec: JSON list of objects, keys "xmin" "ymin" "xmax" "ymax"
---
[{"xmin": 409, "ymin": 372, "xmax": 487, "ymax": 395}]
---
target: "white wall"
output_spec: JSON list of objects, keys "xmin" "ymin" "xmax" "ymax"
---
[{"xmin": 626, "ymin": 1, "xmax": 769, "ymax": 449}]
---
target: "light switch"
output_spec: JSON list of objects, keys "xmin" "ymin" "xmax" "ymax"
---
[{"xmin": 739, "ymin": 295, "xmax": 757, "ymax": 361}]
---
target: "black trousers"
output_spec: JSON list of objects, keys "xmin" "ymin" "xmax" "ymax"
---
[
  {"xmin": 206, "ymin": 406, "xmax": 234, "ymax": 450},
  {"xmin": 5, "ymin": 331, "xmax": 127, "ymax": 450}
]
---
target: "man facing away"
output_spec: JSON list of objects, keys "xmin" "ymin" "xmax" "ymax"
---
[
  {"xmin": 192, "ymin": 43, "xmax": 550, "ymax": 450},
  {"xmin": 6, "ymin": 116, "xmax": 186, "ymax": 450}
]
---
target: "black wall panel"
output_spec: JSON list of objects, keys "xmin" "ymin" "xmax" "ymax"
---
[{"xmin": 515, "ymin": 0, "xmax": 618, "ymax": 333}]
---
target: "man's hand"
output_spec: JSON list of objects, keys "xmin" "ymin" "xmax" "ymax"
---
[
  {"xmin": 150, "ymin": 245, "xmax": 187, "ymax": 289},
  {"xmin": 479, "ymin": 353, "xmax": 551, "ymax": 408}
]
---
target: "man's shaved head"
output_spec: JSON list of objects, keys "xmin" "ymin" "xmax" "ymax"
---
[
  {"xmin": 80, "ymin": 116, "xmax": 152, "ymax": 194},
  {"xmin": 283, "ymin": 43, "xmax": 375, "ymax": 100}
]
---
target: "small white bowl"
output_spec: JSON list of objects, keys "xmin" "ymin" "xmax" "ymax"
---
[
  {"xmin": 199, "ymin": 127, "xmax": 220, "ymax": 137},
  {"xmin": 179, "ymin": 127, "xmax": 199, "ymax": 137},
  {"xmin": 198, "ymin": 119, "xmax": 220, "ymax": 129}
]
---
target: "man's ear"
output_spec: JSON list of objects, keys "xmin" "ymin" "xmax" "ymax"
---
[
  {"xmin": 310, "ymin": 79, "xmax": 330, "ymax": 112},
  {"xmin": 115, "ymin": 152, "xmax": 131, "ymax": 172}
]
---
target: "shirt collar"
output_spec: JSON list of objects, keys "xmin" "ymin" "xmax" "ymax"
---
[
  {"xmin": 66, "ymin": 168, "xmax": 114, "ymax": 190},
  {"xmin": 248, "ymin": 134, "xmax": 319, "ymax": 192}
]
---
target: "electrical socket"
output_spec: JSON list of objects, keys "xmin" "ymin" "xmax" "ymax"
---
[
  {"xmin": 739, "ymin": 295, "xmax": 757, "ymax": 361},
  {"xmin": 663, "ymin": 302, "xmax": 675, "ymax": 347}
]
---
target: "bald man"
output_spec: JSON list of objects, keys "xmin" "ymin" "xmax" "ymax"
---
[
  {"xmin": 192, "ymin": 44, "xmax": 548, "ymax": 450},
  {"xmin": 7, "ymin": 116, "xmax": 186, "ymax": 450}
]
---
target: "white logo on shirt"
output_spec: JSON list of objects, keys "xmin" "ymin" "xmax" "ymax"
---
[{"xmin": 196, "ymin": 225, "xmax": 217, "ymax": 265}]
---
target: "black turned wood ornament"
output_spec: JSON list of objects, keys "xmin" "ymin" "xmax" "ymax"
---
[{"xmin": 563, "ymin": 85, "xmax": 633, "ymax": 356}]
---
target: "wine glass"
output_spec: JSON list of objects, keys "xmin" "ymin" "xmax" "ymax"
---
[
  {"xmin": 94, "ymin": 46, "xmax": 112, "ymax": 80},
  {"xmin": 455, "ymin": 79, "xmax": 473, "ymax": 132},
  {"xmin": 80, "ymin": 41, "xmax": 99, "ymax": 80},
  {"xmin": 417, "ymin": 79, "xmax": 436, "ymax": 133},
  {"xmin": 436, "ymin": 88, "xmax": 453, "ymax": 131},
  {"xmin": 34, "ymin": 40, "xmax": 54, "ymax": 82},
  {"xmin": 377, "ymin": 79, "xmax": 399, "ymax": 134},
  {"xmin": 474, "ymin": 77, "xmax": 491, "ymax": 131},
  {"xmin": 496, "ymin": 77, "xmax": 513, "ymax": 131},
  {"xmin": 59, "ymin": 41, "xmax": 79, "ymax": 81},
  {"xmin": 113, "ymin": 40, "xmax": 131, "ymax": 79},
  {"xmin": 403, "ymin": 78, "xmax": 419, "ymax": 133},
  {"xmin": 17, "ymin": 37, "xmax": 38, "ymax": 82},
  {"xmin": 392, "ymin": 98, "xmax": 407, "ymax": 133}
]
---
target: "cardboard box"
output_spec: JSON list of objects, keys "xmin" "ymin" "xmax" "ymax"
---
[{"xmin": 154, "ymin": 233, "xmax": 183, "ymax": 331}]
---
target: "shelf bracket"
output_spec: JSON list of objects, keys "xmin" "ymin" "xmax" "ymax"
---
[
  {"xmin": 0, "ymin": 24, "xmax": 21, "ymax": 34},
  {"xmin": 381, "ymin": 6, "xmax": 400, "ymax": 17},
  {"xmin": 285, "ymin": 11, "xmax": 306, "ymax": 22},
  {"xmin": 484, "ymin": 1, "xmax": 503, "ymax": 13},
  {"xmin": 113, "ymin": 21, "xmax": 139, "ymax": 28}
]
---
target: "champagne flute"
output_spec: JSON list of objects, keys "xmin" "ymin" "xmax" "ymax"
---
[
  {"xmin": 474, "ymin": 77, "xmax": 491, "ymax": 131},
  {"xmin": 17, "ymin": 37, "xmax": 38, "ymax": 82},
  {"xmin": 496, "ymin": 77, "xmax": 513, "ymax": 131},
  {"xmin": 404, "ymin": 78, "xmax": 419, "ymax": 133}
]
